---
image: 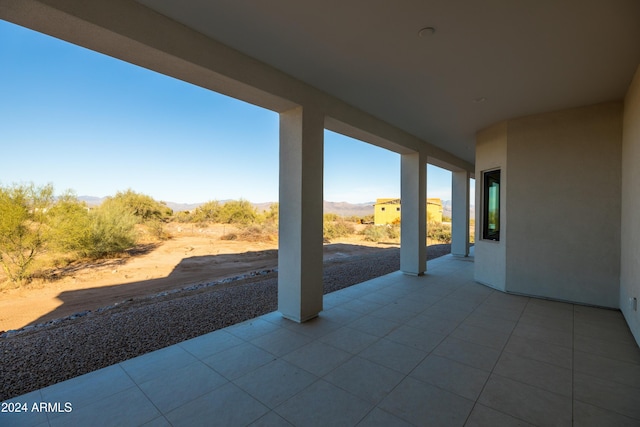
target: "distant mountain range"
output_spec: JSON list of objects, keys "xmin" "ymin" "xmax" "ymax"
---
[
  {"xmin": 252, "ymin": 201, "xmax": 376, "ymax": 217},
  {"xmin": 77, "ymin": 196, "xmax": 107, "ymax": 206},
  {"xmin": 323, "ymin": 201, "xmax": 375, "ymax": 217},
  {"xmin": 78, "ymin": 196, "xmax": 375, "ymax": 216},
  {"xmin": 78, "ymin": 196, "xmax": 473, "ymax": 219},
  {"xmin": 442, "ymin": 200, "xmax": 476, "ymax": 220},
  {"xmin": 79, "ymin": 196, "xmax": 219, "ymax": 213},
  {"xmin": 79, "ymin": 196, "xmax": 203, "ymax": 212}
]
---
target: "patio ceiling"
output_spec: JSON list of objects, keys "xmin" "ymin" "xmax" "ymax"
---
[{"xmin": 136, "ymin": 0, "xmax": 640, "ymax": 164}]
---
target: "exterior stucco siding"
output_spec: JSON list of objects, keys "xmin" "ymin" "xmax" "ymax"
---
[
  {"xmin": 621, "ymin": 65, "xmax": 640, "ymax": 344},
  {"xmin": 474, "ymin": 122, "xmax": 508, "ymax": 291},
  {"xmin": 506, "ymin": 102, "xmax": 622, "ymax": 308}
]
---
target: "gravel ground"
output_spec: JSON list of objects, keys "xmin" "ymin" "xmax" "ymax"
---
[{"xmin": 0, "ymin": 244, "xmax": 450, "ymax": 401}]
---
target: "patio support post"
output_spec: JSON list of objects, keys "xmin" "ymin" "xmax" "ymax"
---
[
  {"xmin": 451, "ymin": 170, "xmax": 470, "ymax": 256},
  {"xmin": 278, "ymin": 106, "xmax": 324, "ymax": 322},
  {"xmin": 400, "ymin": 151, "xmax": 427, "ymax": 275}
]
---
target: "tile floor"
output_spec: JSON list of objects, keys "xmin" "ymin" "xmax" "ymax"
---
[{"xmin": 2, "ymin": 254, "xmax": 640, "ymax": 426}]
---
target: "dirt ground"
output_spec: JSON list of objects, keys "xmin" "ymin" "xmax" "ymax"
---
[{"xmin": 0, "ymin": 223, "xmax": 399, "ymax": 331}]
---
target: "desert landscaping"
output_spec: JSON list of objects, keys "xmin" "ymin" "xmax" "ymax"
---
[
  {"xmin": 0, "ymin": 189, "xmax": 456, "ymax": 334},
  {"xmin": 0, "ymin": 189, "xmax": 455, "ymax": 401},
  {"xmin": 0, "ymin": 223, "xmax": 404, "ymax": 332},
  {"xmin": 0, "ymin": 221, "xmax": 451, "ymax": 401}
]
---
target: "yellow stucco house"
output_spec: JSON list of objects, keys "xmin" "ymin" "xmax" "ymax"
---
[{"xmin": 374, "ymin": 198, "xmax": 443, "ymax": 225}]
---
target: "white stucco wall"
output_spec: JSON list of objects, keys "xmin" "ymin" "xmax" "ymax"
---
[
  {"xmin": 474, "ymin": 122, "xmax": 507, "ymax": 291},
  {"xmin": 621, "ymin": 65, "xmax": 640, "ymax": 344},
  {"xmin": 506, "ymin": 102, "xmax": 622, "ymax": 308}
]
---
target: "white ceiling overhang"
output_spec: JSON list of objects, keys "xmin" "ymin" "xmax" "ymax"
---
[{"xmin": 134, "ymin": 0, "xmax": 640, "ymax": 164}]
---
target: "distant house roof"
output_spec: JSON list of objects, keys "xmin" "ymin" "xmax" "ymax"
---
[{"xmin": 375, "ymin": 198, "xmax": 442, "ymax": 206}]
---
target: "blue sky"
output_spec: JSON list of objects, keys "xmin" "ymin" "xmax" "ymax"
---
[{"xmin": 0, "ymin": 20, "xmax": 459, "ymax": 205}]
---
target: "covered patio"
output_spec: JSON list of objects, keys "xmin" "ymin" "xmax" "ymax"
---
[
  {"xmin": 1, "ymin": 1, "xmax": 640, "ymax": 425},
  {"xmin": 5, "ymin": 252, "xmax": 640, "ymax": 426}
]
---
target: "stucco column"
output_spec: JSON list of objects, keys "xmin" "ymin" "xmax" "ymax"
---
[
  {"xmin": 278, "ymin": 106, "xmax": 324, "ymax": 322},
  {"xmin": 400, "ymin": 151, "xmax": 427, "ymax": 275},
  {"xmin": 451, "ymin": 170, "xmax": 470, "ymax": 257}
]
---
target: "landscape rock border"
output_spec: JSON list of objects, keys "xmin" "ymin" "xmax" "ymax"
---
[{"xmin": 0, "ymin": 268, "xmax": 278, "ymax": 339}]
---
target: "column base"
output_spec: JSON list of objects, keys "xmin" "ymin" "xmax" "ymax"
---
[
  {"xmin": 402, "ymin": 271, "xmax": 425, "ymax": 277},
  {"xmin": 279, "ymin": 311, "xmax": 320, "ymax": 324}
]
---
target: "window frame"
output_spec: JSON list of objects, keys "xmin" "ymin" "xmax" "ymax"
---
[{"xmin": 482, "ymin": 169, "xmax": 501, "ymax": 241}]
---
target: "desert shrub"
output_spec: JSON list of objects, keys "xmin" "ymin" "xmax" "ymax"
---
[
  {"xmin": 220, "ymin": 222, "xmax": 278, "ymax": 242},
  {"xmin": 173, "ymin": 210, "xmax": 193, "ymax": 223},
  {"xmin": 361, "ymin": 225, "xmax": 385, "ymax": 242},
  {"xmin": 0, "ymin": 183, "xmax": 54, "ymax": 283},
  {"xmin": 469, "ymin": 219, "xmax": 476, "ymax": 244},
  {"xmin": 105, "ymin": 189, "xmax": 172, "ymax": 223},
  {"xmin": 386, "ymin": 224, "xmax": 400, "ymax": 239},
  {"xmin": 79, "ymin": 202, "xmax": 138, "ymax": 258},
  {"xmin": 218, "ymin": 199, "xmax": 257, "ymax": 225},
  {"xmin": 46, "ymin": 193, "xmax": 92, "ymax": 252},
  {"xmin": 427, "ymin": 221, "xmax": 452, "ymax": 243},
  {"xmin": 361, "ymin": 224, "xmax": 399, "ymax": 242},
  {"xmin": 191, "ymin": 200, "xmax": 221, "ymax": 223},
  {"xmin": 47, "ymin": 192, "xmax": 141, "ymax": 258},
  {"xmin": 323, "ymin": 213, "xmax": 339, "ymax": 222},
  {"xmin": 185, "ymin": 199, "xmax": 263, "ymax": 226},
  {"xmin": 262, "ymin": 203, "xmax": 278, "ymax": 224},
  {"xmin": 323, "ymin": 219, "xmax": 355, "ymax": 240},
  {"xmin": 146, "ymin": 219, "xmax": 171, "ymax": 240},
  {"xmin": 239, "ymin": 223, "xmax": 278, "ymax": 242}
]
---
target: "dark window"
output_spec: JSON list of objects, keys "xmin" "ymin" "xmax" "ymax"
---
[
  {"xmin": 381, "ymin": 207, "xmax": 385, "ymax": 211},
  {"xmin": 396, "ymin": 207, "xmax": 400, "ymax": 211},
  {"xmin": 483, "ymin": 169, "xmax": 500, "ymax": 241}
]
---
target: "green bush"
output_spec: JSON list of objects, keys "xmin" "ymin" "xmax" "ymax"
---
[
  {"xmin": 469, "ymin": 219, "xmax": 476, "ymax": 243},
  {"xmin": 146, "ymin": 219, "xmax": 170, "ymax": 240},
  {"xmin": 427, "ymin": 222, "xmax": 452, "ymax": 243},
  {"xmin": 191, "ymin": 200, "xmax": 221, "ymax": 223},
  {"xmin": 184, "ymin": 200, "xmax": 275, "ymax": 227},
  {"xmin": 239, "ymin": 222, "xmax": 278, "ymax": 242},
  {"xmin": 386, "ymin": 224, "xmax": 400, "ymax": 239},
  {"xmin": 46, "ymin": 192, "xmax": 140, "ymax": 259},
  {"xmin": 218, "ymin": 199, "xmax": 257, "ymax": 225},
  {"xmin": 323, "ymin": 219, "xmax": 355, "ymax": 240},
  {"xmin": 263, "ymin": 203, "xmax": 278, "ymax": 224},
  {"xmin": 0, "ymin": 183, "xmax": 53, "ymax": 283},
  {"xmin": 46, "ymin": 193, "xmax": 91, "ymax": 253},
  {"xmin": 323, "ymin": 213, "xmax": 339, "ymax": 222},
  {"xmin": 361, "ymin": 224, "xmax": 400, "ymax": 242},
  {"xmin": 361, "ymin": 225, "xmax": 385, "ymax": 242},
  {"xmin": 105, "ymin": 189, "xmax": 172, "ymax": 223},
  {"xmin": 173, "ymin": 210, "xmax": 189, "ymax": 222},
  {"xmin": 0, "ymin": 185, "xmax": 172, "ymax": 284},
  {"xmin": 80, "ymin": 202, "xmax": 138, "ymax": 258}
]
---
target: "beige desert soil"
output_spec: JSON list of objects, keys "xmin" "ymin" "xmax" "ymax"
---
[{"xmin": 0, "ymin": 223, "xmax": 400, "ymax": 332}]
